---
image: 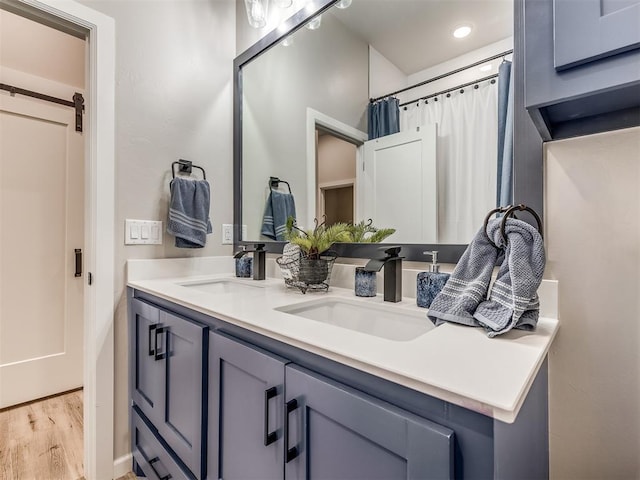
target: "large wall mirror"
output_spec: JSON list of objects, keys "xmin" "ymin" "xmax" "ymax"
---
[{"xmin": 234, "ymin": 0, "xmax": 542, "ymax": 263}]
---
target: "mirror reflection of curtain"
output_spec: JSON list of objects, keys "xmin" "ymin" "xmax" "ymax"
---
[
  {"xmin": 368, "ymin": 97, "xmax": 400, "ymax": 139},
  {"xmin": 497, "ymin": 60, "xmax": 514, "ymax": 208},
  {"xmin": 400, "ymin": 81, "xmax": 498, "ymax": 243}
]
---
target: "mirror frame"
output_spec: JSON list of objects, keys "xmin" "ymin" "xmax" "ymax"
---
[{"xmin": 233, "ymin": 0, "xmax": 542, "ymax": 263}]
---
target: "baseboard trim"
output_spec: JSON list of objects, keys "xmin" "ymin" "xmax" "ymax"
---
[{"xmin": 113, "ymin": 453, "xmax": 132, "ymax": 479}]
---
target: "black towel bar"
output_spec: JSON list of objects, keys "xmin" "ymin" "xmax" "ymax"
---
[
  {"xmin": 483, "ymin": 204, "xmax": 543, "ymax": 248},
  {"xmin": 172, "ymin": 159, "xmax": 206, "ymax": 180}
]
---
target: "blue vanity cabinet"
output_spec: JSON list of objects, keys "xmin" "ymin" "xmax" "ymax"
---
[
  {"xmin": 131, "ymin": 298, "xmax": 164, "ymax": 427},
  {"xmin": 284, "ymin": 364, "xmax": 455, "ymax": 480},
  {"xmin": 208, "ymin": 331, "xmax": 288, "ymax": 480},
  {"xmin": 129, "ymin": 298, "xmax": 208, "ymax": 480},
  {"xmin": 523, "ymin": 0, "xmax": 640, "ymax": 140}
]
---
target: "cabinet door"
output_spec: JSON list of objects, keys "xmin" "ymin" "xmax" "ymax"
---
[
  {"xmin": 157, "ymin": 311, "xmax": 207, "ymax": 480},
  {"xmin": 132, "ymin": 406, "xmax": 190, "ymax": 480},
  {"xmin": 209, "ymin": 331, "xmax": 287, "ymax": 480},
  {"xmin": 130, "ymin": 298, "xmax": 164, "ymax": 427},
  {"xmin": 554, "ymin": 0, "xmax": 640, "ymax": 70},
  {"xmin": 284, "ymin": 365, "xmax": 454, "ymax": 480}
]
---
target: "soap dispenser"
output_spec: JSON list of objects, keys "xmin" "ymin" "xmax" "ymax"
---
[
  {"xmin": 233, "ymin": 247, "xmax": 252, "ymax": 278},
  {"xmin": 416, "ymin": 251, "xmax": 450, "ymax": 308}
]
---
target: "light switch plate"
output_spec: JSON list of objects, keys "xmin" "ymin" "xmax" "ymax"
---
[
  {"xmin": 222, "ymin": 224, "xmax": 233, "ymax": 245},
  {"xmin": 125, "ymin": 219, "xmax": 163, "ymax": 245}
]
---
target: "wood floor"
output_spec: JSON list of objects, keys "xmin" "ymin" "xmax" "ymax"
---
[{"xmin": 0, "ymin": 390, "xmax": 136, "ymax": 480}]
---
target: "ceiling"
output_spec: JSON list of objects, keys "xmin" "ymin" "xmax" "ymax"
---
[{"xmin": 330, "ymin": 0, "xmax": 513, "ymax": 75}]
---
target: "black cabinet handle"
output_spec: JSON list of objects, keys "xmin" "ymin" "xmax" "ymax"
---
[
  {"xmin": 264, "ymin": 387, "xmax": 277, "ymax": 446},
  {"xmin": 154, "ymin": 326, "xmax": 167, "ymax": 361},
  {"xmin": 149, "ymin": 457, "xmax": 172, "ymax": 480},
  {"xmin": 285, "ymin": 398, "xmax": 299, "ymax": 463},
  {"xmin": 74, "ymin": 249, "xmax": 82, "ymax": 277},
  {"xmin": 148, "ymin": 324, "xmax": 157, "ymax": 356}
]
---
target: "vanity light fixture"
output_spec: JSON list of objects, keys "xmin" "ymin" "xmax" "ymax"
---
[
  {"xmin": 244, "ymin": 0, "xmax": 269, "ymax": 28},
  {"xmin": 336, "ymin": 0, "xmax": 353, "ymax": 8},
  {"xmin": 306, "ymin": 14, "xmax": 322, "ymax": 30},
  {"xmin": 452, "ymin": 24, "xmax": 472, "ymax": 38},
  {"xmin": 479, "ymin": 63, "xmax": 492, "ymax": 72}
]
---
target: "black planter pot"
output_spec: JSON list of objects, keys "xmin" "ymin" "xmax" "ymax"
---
[{"xmin": 298, "ymin": 257, "xmax": 330, "ymax": 285}]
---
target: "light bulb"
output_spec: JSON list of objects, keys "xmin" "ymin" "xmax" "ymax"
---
[
  {"xmin": 275, "ymin": 0, "xmax": 292, "ymax": 7},
  {"xmin": 306, "ymin": 15, "xmax": 322, "ymax": 30},
  {"xmin": 244, "ymin": 0, "xmax": 269, "ymax": 28},
  {"xmin": 282, "ymin": 35, "xmax": 294, "ymax": 47}
]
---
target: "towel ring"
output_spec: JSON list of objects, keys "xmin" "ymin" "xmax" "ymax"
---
[
  {"xmin": 484, "ymin": 204, "xmax": 543, "ymax": 248},
  {"xmin": 172, "ymin": 159, "xmax": 206, "ymax": 180},
  {"xmin": 269, "ymin": 176, "xmax": 292, "ymax": 194}
]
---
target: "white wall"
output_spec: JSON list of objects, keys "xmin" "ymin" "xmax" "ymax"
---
[
  {"xmin": 241, "ymin": 11, "xmax": 368, "ymax": 236},
  {"xmin": 369, "ymin": 46, "xmax": 407, "ymax": 100},
  {"xmin": 545, "ymin": 126, "xmax": 640, "ymax": 479},
  {"xmin": 76, "ymin": 0, "xmax": 235, "ymax": 460}
]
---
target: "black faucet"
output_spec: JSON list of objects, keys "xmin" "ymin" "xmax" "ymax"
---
[
  {"xmin": 363, "ymin": 246, "xmax": 403, "ymax": 302},
  {"xmin": 236, "ymin": 243, "xmax": 266, "ymax": 280}
]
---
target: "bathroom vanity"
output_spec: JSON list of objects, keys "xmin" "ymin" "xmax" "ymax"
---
[{"xmin": 127, "ymin": 258, "xmax": 558, "ymax": 480}]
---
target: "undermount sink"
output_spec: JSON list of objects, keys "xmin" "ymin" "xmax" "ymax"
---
[
  {"xmin": 275, "ymin": 298, "xmax": 434, "ymax": 341},
  {"xmin": 178, "ymin": 278, "xmax": 265, "ymax": 295}
]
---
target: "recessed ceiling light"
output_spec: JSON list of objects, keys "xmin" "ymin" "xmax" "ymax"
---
[
  {"xmin": 453, "ymin": 25, "xmax": 472, "ymax": 38},
  {"xmin": 479, "ymin": 64, "xmax": 492, "ymax": 72}
]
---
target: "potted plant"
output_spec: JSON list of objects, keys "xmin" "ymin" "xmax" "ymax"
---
[
  {"xmin": 346, "ymin": 219, "xmax": 396, "ymax": 243},
  {"xmin": 285, "ymin": 217, "xmax": 350, "ymax": 284}
]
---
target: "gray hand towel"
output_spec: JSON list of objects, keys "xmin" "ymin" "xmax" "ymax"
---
[
  {"xmin": 167, "ymin": 177, "xmax": 213, "ymax": 248},
  {"xmin": 428, "ymin": 218, "xmax": 545, "ymax": 338},
  {"xmin": 261, "ymin": 190, "xmax": 296, "ymax": 241},
  {"xmin": 473, "ymin": 218, "xmax": 545, "ymax": 337},
  {"xmin": 427, "ymin": 220, "xmax": 500, "ymax": 327}
]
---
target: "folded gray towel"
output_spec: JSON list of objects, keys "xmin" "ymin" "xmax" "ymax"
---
[
  {"xmin": 427, "ymin": 220, "xmax": 500, "ymax": 327},
  {"xmin": 474, "ymin": 218, "xmax": 545, "ymax": 337},
  {"xmin": 261, "ymin": 190, "xmax": 296, "ymax": 241},
  {"xmin": 167, "ymin": 177, "xmax": 213, "ymax": 248},
  {"xmin": 428, "ymin": 217, "xmax": 545, "ymax": 337}
]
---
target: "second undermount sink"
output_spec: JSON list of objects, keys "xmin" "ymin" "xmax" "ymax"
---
[
  {"xmin": 178, "ymin": 278, "xmax": 265, "ymax": 295},
  {"xmin": 275, "ymin": 298, "xmax": 434, "ymax": 341}
]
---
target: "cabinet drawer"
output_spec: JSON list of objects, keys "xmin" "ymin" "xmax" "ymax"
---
[{"xmin": 132, "ymin": 406, "xmax": 191, "ymax": 480}]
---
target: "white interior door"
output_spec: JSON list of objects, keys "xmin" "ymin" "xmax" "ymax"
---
[
  {"xmin": 0, "ymin": 93, "xmax": 84, "ymax": 408},
  {"xmin": 358, "ymin": 125, "xmax": 438, "ymax": 243}
]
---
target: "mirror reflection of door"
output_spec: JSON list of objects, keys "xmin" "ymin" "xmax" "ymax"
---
[{"xmin": 316, "ymin": 128, "xmax": 356, "ymax": 226}]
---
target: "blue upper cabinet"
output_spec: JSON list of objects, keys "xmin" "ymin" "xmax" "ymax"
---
[
  {"xmin": 524, "ymin": 0, "xmax": 640, "ymax": 140},
  {"xmin": 554, "ymin": 0, "xmax": 640, "ymax": 70}
]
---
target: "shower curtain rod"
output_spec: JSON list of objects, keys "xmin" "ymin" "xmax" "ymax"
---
[
  {"xmin": 370, "ymin": 49, "xmax": 513, "ymax": 104},
  {"xmin": 399, "ymin": 73, "xmax": 498, "ymax": 107},
  {"xmin": 0, "ymin": 82, "xmax": 85, "ymax": 132}
]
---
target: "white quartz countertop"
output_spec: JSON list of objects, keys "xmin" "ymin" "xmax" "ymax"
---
[{"xmin": 127, "ymin": 258, "xmax": 559, "ymax": 424}]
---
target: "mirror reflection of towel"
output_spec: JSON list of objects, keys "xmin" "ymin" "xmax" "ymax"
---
[
  {"xmin": 167, "ymin": 177, "xmax": 213, "ymax": 248},
  {"xmin": 261, "ymin": 190, "xmax": 296, "ymax": 241}
]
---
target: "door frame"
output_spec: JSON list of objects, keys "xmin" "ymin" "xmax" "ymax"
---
[
  {"xmin": 305, "ymin": 108, "xmax": 367, "ymax": 227},
  {"xmin": 8, "ymin": 1, "xmax": 116, "ymax": 478}
]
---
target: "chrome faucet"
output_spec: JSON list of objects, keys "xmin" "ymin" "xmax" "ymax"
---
[{"xmin": 363, "ymin": 246, "xmax": 403, "ymax": 302}]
